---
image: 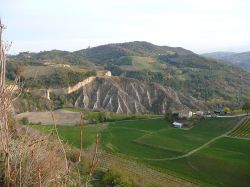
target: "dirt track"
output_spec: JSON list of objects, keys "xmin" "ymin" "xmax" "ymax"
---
[
  {"xmin": 15, "ymin": 109, "xmax": 81, "ymax": 125},
  {"xmin": 138, "ymin": 117, "xmax": 246, "ymax": 161}
]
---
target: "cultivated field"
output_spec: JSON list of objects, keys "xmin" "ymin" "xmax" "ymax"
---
[
  {"xmin": 31, "ymin": 123, "xmax": 103, "ymax": 148},
  {"xmin": 101, "ymin": 118, "xmax": 250, "ymax": 186},
  {"xmin": 229, "ymin": 117, "xmax": 250, "ymax": 138},
  {"xmin": 131, "ymin": 56, "xmax": 167, "ymax": 72},
  {"xmin": 102, "ymin": 118, "xmax": 237, "ymax": 159},
  {"xmin": 30, "ymin": 117, "xmax": 250, "ymax": 186},
  {"xmin": 145, "ymin": 137, "xmax": 250, "ymax": 186}
]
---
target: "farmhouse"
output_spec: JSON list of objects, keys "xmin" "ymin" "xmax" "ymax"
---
[
  {"xmin": 97, "ymin": 70, "xmax": 112, "ymax": 77},
  {"xmin": 173, "ymin": 122, "xmax": 183, "ymax": 128},
  {"xmin": 173, "ymin": 110, "xmax": 192, "ymax": 119},
  {"xmin": 195, "ymin": 111, "xmax": 204, "ymax": 116}
]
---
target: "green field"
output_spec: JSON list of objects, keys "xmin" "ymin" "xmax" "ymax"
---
[
  {"xmin": 101, "ymin": 118, "xmax": 250, "ymax": 186},
  {"xmin": 145, "ymin": 137, "xmax": 250, "ymax": 186},
  {"xmin": 31, "ymin": 117, "xmax": 250, "ymax": 186},
  {"xmin": 229, "ymin": 117, "xmax": 250, "ymax": 138},
  {"xmin": 31, "ymin": 124, "xmax": 103, "ymax": 148},
  {"xmin": 102, "ymin": 118, "xmax": 237, "ymax": 158},
  {"xmin": 131, "ymin": 56, "xmax": 167, "ymax": 72}
]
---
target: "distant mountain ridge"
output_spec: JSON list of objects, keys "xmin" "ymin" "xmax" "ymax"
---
[
  {"xmin": 202, "ymin": 51, "xmax": 250, "ymax": 71},
  {"xmin": 10, "ymin": 41, "xmax": 198, "ymax": 66}
]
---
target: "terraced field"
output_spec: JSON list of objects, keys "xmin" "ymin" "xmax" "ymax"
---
[{"xmin": 229, "ymin": 117, "xmax": 250, "ymax": 138}]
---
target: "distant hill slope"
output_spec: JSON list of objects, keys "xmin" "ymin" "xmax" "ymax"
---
[
  {"xmin": 202, "ymin": 51, "xmax": 250, "ymax": 71},
  {"xmin": 8, "ymin": 41, "xmax": 250, "ymax": 109}
]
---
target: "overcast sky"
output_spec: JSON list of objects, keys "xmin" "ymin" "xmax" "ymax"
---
[{"xmin": 1, "ymin": 0, "xmax": 250, "ymax": 54}]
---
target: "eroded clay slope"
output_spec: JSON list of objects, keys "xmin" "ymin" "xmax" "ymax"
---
[{"xmin": 73, "ymin": 76, "xmax": 206, "ymax": 114}]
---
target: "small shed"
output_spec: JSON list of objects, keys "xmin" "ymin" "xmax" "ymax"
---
[
  {"xmin": 214, "ymin": 110, "xmax": 222, "ymax": 115},
  {"xmin": 196, "ymin": 111, "xmax": 204, "ymax": 116},
  {"xmin": 173, "ymin": 122, "xmax": 183, "ymax": 128}
]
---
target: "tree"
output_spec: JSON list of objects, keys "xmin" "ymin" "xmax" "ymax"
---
[
  {"xmin": 164, "ymin": 109, "xmax": 173, "ymax": 122},
  {"xmin": 242, "ymin": 102, "xmax": 250, "ymax": 115},
  {"xmin": 20, "ymin": 117, "xmax": 29, "ymax": 125},
  {"xmin": 98, "ymin": 111, "xmax": 106, "ymax": 123},
  {"xmin": 99, "ymin": 169, "xmax": 135, "ymax": 187},
  {"xmin": 223, "ymin": 107, "xmax": 231, "ymax": 114}
]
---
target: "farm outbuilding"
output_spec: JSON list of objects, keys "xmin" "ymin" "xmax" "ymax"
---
[
  {"xmin": 196, "ymin": 111, "xmax": 204, "ymax": 116},
  {"xmin": 172, "ymin": 110, "xmax": 192, "ymax": 119},
  {"xmin": 173, "ymin": 122, "xmax": 183, "ymax": 128}
]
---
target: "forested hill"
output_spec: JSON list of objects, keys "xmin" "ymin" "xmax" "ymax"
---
[{"xmin": 8, "ymin": 41, "xmax": 250, "ymax": 108}]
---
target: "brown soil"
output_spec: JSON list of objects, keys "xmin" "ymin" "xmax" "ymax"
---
[{"xmin": 15, "ymin": 109, "xmax": 81, "ymax": 125}]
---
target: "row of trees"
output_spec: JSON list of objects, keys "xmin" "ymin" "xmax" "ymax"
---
[
  {"xmin": 223, "ymin": 102, "xmax": 250, "ymax": 114},
  {"xmin": 23, "ymin": 69, "xmax": 96, "ymax": 89},
  {"xmin": 242, "ymin": 102, "xmax": 250, "ymax": 114}
]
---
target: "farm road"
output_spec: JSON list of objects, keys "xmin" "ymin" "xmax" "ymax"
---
[
  {"xmin": 217, "ymin": 113, "xmax": 248, "ymax": 118},
  {"xmin": 142, "ymin": 135, "xmax": 226, "ymax": 161},
  {"xmin": 139, "ymin": 117, "xmax": 246, "ymax": 161}
]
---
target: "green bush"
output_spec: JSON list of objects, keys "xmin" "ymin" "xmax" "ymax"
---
[
  {"xmin": 81, "ymin": 110, "xmax": 161, "ymax": 124},
  {"xmin": 242, "ymin": 101, "xmax": 250, "ymax": 114},
  {"xmin": 164, "ymin": 109, "xmax": 173, "ymax": 122},
  {"xmin": 99, "ymin": 169, "xmax": 136, "ymax": 187},
  {"xmin": 14, "ymin": 92, "xmax": 52, "ymax": 113},
  {"xmin": 20, "ymin": 117, "xmax": 29, "ymax": 125},
  {"xmin": 23, "ymin": 69, "xmax": 97, "ymax": 89}
]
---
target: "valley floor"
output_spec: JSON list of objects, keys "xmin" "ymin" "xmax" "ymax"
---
[{"xmin": 30, "ymin": 116, "xmax": 250, "ymax": 186}]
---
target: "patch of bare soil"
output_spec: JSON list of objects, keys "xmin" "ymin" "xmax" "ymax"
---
[{"xmin": 15, "ymin": 109, "xmax": 81, "ymax": 125}]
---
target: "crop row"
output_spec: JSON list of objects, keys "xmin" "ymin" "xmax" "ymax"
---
[
  {"xmin": 230, "ymin": 118, "xmax": 250, "ymax": 138},
  {"xmin": 98, "ymin": 151, "xmax": 198, "ymax": 186}
]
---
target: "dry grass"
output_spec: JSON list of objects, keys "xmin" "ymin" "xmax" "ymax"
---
[
  {"xmin": 5, "ymin": 127, "xmax": 67, "ymax": 186},
  {"xmin": 1, "ymin": 18, "xmax": 14, "ymax": 186},
  {"xmin": 0, "ymin": 113, "xmax": 99, "ymax": 187}
]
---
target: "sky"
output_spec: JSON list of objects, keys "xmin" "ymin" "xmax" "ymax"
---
[{"xmin": 1, "ymin": 0, "xmax": 250, "ymax": 54}]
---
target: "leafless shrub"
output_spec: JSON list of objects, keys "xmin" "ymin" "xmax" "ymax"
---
[
  {"xmin": 0, "ymin": 18, "xmax": 13, "ymax": 186},
  {"xmin": 6, "ymin": 128, "xmax": 67, "ymax": 186},
  {"xmin": 0, "ymin": 19, "xmax": 99, "ymax": 187}
]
